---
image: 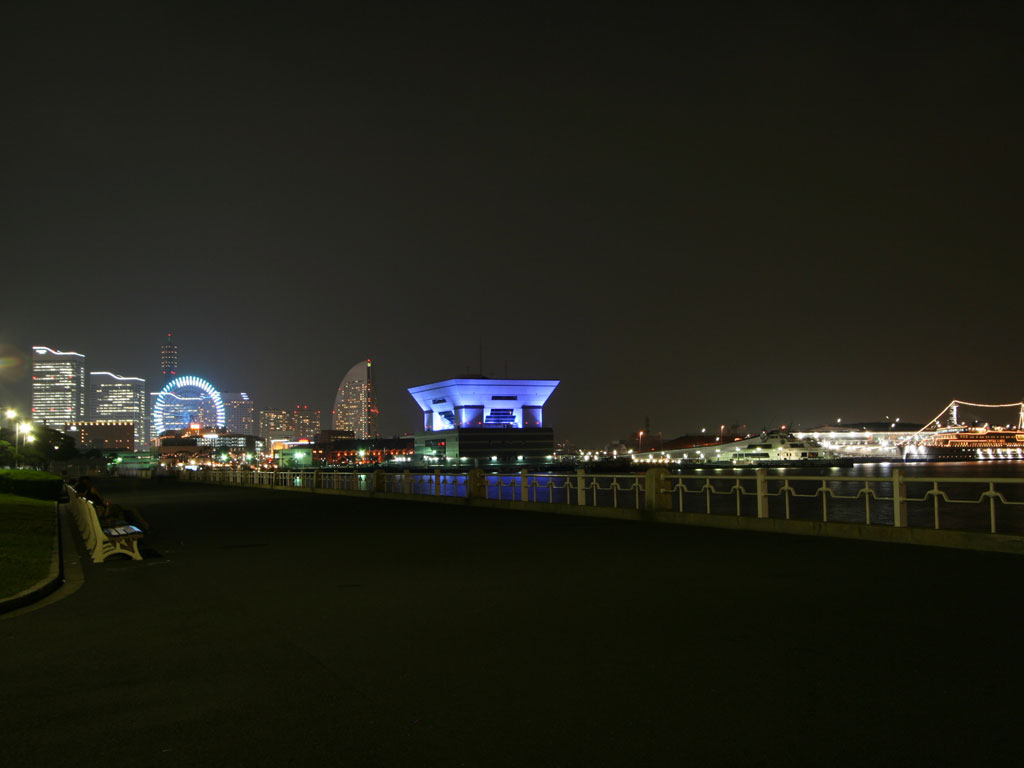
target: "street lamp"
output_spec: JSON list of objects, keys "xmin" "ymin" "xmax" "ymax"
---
[
  {"xmin": 638, "ymin": 430, "xmax": 644, "ymax": 453},
  {"xmin": 15, "ymin": 422, "xmax": 32, "ymax": 468}
]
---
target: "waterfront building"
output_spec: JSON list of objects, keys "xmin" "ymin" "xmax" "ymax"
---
[
  {"xmin": 315, "ymin": 429, "xmax": 356, "ymax": 443},
  {"xmin": 222, "ymin": 392, "xmax": 256, "ymax": 435},
  {"xmin": 158, "ymin": 425, "xmax": 266, "ymax": 465},
  {"xmin": 322, "ymin": 438, "xmax": 413, "ymax": 465},
  {"xmin": 291, "ymin": 404, "xmax": 322, "ymax": 442},
  {"xmin": 66, "ymin": 420, "xmax": 135, "ymax": 452},
  {"xmin": 160, "ymin": 333, "xmax": 178, "ymax": 384},
  {"xmin": 258, "ymin": 408, "xmax": 295, "ymax": 442},
  {"xmin": 274, "ymin": 436, "xmax": 413, "ymax": 468},
  {"xmin": 31, "ymin": 346, "xmax": 87, "ymax": 429},
  {"xmin": 407, "ymin": 376, "xmax": 559, "ymax": 463},
  {"xmin": 332, "ymin": 359, "xmax": 378, "ymax": 439},
  {"xmin": 90, "ymin": 371, "xmax": 147, "ymax": 449}
]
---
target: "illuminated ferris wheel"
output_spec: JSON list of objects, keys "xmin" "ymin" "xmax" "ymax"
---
[{"xmin": 152, "ymin": 375, "xmax": 225, "ymax": 436}]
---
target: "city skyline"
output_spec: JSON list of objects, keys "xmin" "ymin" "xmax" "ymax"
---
[
  {"xmin": 9, "ymin": 334, "xmax": 1024, "ymax": 446},
  {"xmin": 2, "ymin": 4, "xmax": 1023, "ymax": 446}
]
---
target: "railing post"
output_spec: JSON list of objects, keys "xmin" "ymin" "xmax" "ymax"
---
[
  {"xmin": 433, "ymin": 469, "xmax": 441, "ymax": 496},
  {"xmin": 576, "ymin": 469, "xmax": 586, "ymax": 506},
  {"xmin": 520, "ymin": 469, "xmax": 527, "ymax": 502},
  {"xmin": 372, "ymin": 469, "xmax": 385, "ymax": 494},
  {"xmin": 893, "ymin": 468, "xmax": 908, "ymax": 527},
  {"xmin": 645, "ymin": 468, "xmax": 671, "ymax": 512},
  {"xmin": 989, "ymin": 482, "xmax": 997, "ymax": 533},
  {"xmin": 313, "ymin": 469, "xmax": 320, "ymax": 492},
  {"xmin": 756, "ymin": 468, "xmax": 768, "ymax": 518},
  {"xmin": 467, "ymin": 468, "xmax": 485, "ymax": 499},
  {"xmin": 402, "ymin": 469, "xmax": 411, "ymax": 495}
]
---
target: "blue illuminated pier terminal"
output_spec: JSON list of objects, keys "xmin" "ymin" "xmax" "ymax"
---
[{"xmin": 408, "ymin": 376, "xmax": 559, "ymax": 463}]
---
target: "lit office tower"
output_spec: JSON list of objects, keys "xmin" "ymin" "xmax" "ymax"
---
[
  {"xmin": 31, "ymin": 346, "xmax": 86, "ymax": 429},
  {"xmin": 90, "ymin": 372, "xmax": 147, "ymax": 449},
  {"xmin": 160, "ymin": 333, "xmax": 178, "ymax": 384},
  {"xmin": 222, "ymin": 393, "xmax": 255, "ymax": 435},
  {"xmin": 291, "ymin": 405, "xmax": 322, "ymax": 442},
  {"xmin": 258, "ymin": 409, "xmax": 294, "ymax": 442},
  {"xmin": 332, "ymin": 359, "xmax": 378, "ymax": 439}
]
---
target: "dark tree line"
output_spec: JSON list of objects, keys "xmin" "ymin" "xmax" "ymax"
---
[{"xmin": 0, "ymin": 425, "xmax": 78, "ymax": 469}]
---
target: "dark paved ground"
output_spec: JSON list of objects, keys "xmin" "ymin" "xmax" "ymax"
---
[{"xmin": 3, "ymin": 478, "xmax": 1024, "ymax": 767}]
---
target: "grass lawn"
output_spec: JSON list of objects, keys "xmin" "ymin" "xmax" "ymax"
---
[{"xmin": 0, "ymin": 493, "xmax": 57, "ymax": 600}]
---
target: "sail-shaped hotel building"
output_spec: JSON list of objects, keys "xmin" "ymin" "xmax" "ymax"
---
[{"xmin": 332, "ymin": 359, "xmax": 379, "ymax": 439}]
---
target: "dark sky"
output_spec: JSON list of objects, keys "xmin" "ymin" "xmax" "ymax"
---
[{"xmin": 2, "ymin": 1, "xmax": 1022, "ymax": 445}]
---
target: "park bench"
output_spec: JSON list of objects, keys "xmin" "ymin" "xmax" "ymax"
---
[{"xmin": 65, "ymin": 487, "xmax": 144, "ymax": 563}]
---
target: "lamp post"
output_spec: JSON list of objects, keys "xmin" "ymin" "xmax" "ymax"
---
[
  {"xmin": 638, "ymin": 430, "xmax": 644, "ymax": 453},
  {"xmin": 2, "ymin": 409, "xmax": 13, "ymax": 467},
  {"xmin": 15, "ymin": 422, "xmax": 32, "ymax": 468},
  {"xmin": 4, "ymin": 409, "xmax": 15, "ymax": 445}
]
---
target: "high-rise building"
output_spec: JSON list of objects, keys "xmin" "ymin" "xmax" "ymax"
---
[
  {"xmin": 160, "ymin": 333, "xmax": 178, "ymax": 384},
  {"xmin": 332, "ymin": 359, "xmax": 378, "ymax": 439},
  {"xmin": 31, "ymin": 346, "xmax": 86, "ymax": 429},
  {"xmin": 90, "ymin": 371, "xmax": 147, "ymax": 449},
  {"xmin": 258, "ymin": 409, "xmax": 294, "ymax": 442},
  {"xmin": 255, "ymin": 406, "xmax": 321, "ymax": 442},
  {"xmin": 223, "ymin": 393, "xmax": 256, "ymax": 435},
  {"xmin": 291, "ymin": 405, "xmax": 322, "ymax": 442}
]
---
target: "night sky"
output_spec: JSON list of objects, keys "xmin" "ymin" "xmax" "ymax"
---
[{"xmin": 2, "ymin": 2, "xmax": 1022, "ymax": 446}]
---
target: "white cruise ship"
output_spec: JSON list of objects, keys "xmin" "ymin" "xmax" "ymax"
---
[{"xmin": 634, "ymin": 431, "xmax": 835, "ymax": 465}]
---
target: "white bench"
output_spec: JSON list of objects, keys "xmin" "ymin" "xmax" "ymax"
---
[{"xmin": 66, "ymin": 489, "xmax": 144, "ymax": 563}]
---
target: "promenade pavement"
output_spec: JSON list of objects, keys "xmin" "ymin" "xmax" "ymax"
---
[{"xmin": 2, "ymin": 478, "xmax": 1023, "ymax": 767}]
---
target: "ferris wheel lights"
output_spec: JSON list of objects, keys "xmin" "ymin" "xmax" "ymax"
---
[{"xmin": 153, "ymin": 375, "xmax": 226, "ymax": 435}]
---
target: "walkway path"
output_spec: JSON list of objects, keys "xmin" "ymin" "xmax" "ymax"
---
[{"xmin": 2, "ymin": 479, "xmax": 1022, "ymax": 766}]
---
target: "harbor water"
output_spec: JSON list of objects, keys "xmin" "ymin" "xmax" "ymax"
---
[{"xmin": 462, "ymin": 461, "xmax": 1024, "ymax": 535}]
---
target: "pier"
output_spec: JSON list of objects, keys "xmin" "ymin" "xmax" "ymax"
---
[{"xmin": 4, "ymin": 479, "xmax": 1024, "ymax": 766}]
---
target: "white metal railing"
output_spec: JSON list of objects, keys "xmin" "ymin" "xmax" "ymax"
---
[{"xmin": 176, "ymin": 467, "xmax": 1024, "ymax": 536}]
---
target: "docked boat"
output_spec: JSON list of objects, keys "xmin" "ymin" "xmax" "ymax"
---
[
  {"xmin": 903, "ymin": 425, "xmax": 1024, "ymax": 461},
  {"xmin": 634, "ymin": 430, "xmax": 837, "ymax": 466},
  {"xmin": 719, "ymin": 431, "xmax": 834, "ymax": 465}
]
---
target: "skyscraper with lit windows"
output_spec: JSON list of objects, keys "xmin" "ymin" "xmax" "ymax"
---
[
  {"xmin": 222, "ymin": 392, "xmax": 255, "ymax": 435},
  {"xmin": 90, "ymin": 371, "xmax": 147, "ymax": 448},
  {"xmin": 31, "ymin": 346, "xmax": 86, "ymax": 429},
  {"xmin": 332, "ymin": 359, "xmax": 378, "ymax": 439},
  {"xmin": 258, "ymin": 409, "xmax": 294, "ymax": 442},
  {"xmin": 160, "ymin": 333, "xmax": 178, "ymax": 384},
  {"xmin": 291, "ymin": 404, "xmax": 322, "ymax": 442}
]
